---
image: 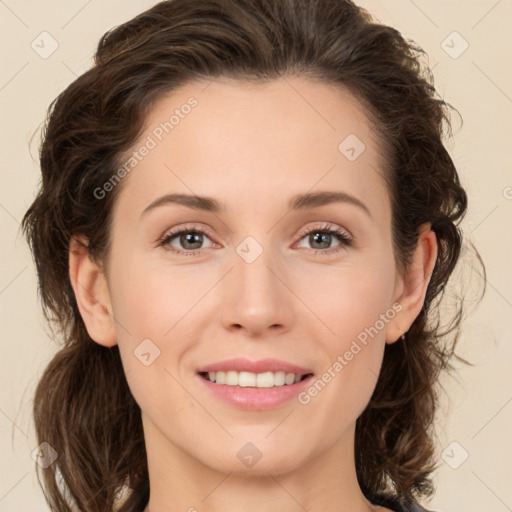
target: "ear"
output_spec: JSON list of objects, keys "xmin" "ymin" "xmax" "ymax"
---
[
  {"xmin": 385, "ymin": 223, "xmax": 438, "ymax": 344},
  {"xmin": 69, "ymin": 236, "xmax": 117, "ymax": 347}
]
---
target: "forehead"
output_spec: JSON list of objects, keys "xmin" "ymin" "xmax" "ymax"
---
[{"xmin": 113, "ymin": 76, "xmax": 390, "ymax": 224}]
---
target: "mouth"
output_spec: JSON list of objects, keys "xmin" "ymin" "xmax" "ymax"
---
[
  {"xmin": 198, "ymin": 370, "xmax": 314, "ymax": 388},
  {"xmin": 195, "ymin": 360, "xmax": 316, "ymax": 409},
  {"xmin": 195, "ymin": 358, "xmax": 315, "ymax": 409}
]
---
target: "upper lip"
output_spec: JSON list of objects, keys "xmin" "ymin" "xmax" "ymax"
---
[{"xmin": 196, "ymin": 358, "xmax": 314, "ymax": 375}]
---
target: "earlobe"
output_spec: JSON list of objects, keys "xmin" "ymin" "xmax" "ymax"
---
[
  {"xmin": 68, "ymin": 236, "xmax": 117, "ymax": 347},
  {"xmin": 385, "ymin": 223, "xmax": 438, "ymax": 344}
]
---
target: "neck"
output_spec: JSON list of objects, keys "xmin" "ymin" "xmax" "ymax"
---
[{"xmin": 141, "ymin": 413, "xmax": 381, "ymax": 512}]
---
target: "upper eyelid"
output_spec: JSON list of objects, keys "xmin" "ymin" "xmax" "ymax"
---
[{"xmin": 296, "ymin": 223, "xmax": 351, "ymax": 239}]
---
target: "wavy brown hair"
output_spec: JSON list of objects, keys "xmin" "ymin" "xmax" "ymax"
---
[{"xmin": 21, "ymin": 0, "xmax": 485, "ymax": 510}]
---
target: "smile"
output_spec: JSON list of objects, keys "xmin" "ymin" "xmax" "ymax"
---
[{"xmin": 199, "ymin": 370, "xmax": 313, "ymax": 388}]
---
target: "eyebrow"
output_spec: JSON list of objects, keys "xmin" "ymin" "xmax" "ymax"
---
[{"xmin": 141, "ymin": 191, "xmax": 371, "ymax": 219}]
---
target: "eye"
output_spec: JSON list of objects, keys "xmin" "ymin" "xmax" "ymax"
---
[
  {"xmin": 295, "ymin": 223, "xmax": 353, "ymax": 255},
  {"xmin": 158, "ymin": 222, "xmax": 353, "ymax": 257},
  {"xmin": 159, "ymin": 224, "xmax": 215, "ymax": 256}
]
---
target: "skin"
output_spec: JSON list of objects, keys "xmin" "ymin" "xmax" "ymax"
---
[{"xmin": 69, "ymin": 76, "xmax": 438, "ymax": 512}]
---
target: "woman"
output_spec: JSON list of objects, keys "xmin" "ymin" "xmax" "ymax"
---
[{"xmin": 22, "ymin": 0, "xmax": 485, "ymax": 511}]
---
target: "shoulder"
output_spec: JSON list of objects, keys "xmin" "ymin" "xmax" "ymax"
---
[
  {"xmin": 407, "ymin": 504, "xmax": 436, "ymax": 512},
  {"xmin": 379, "ymin": 502, "xmax": 437, "ymax": 512},
  {"xmin": 410, "ymin": 504, "xmax": 437, "ymax": 512}
]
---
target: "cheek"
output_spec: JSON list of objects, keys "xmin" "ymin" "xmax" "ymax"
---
[
  {"xmin": 108, "ymin": 253, "xmax": 187, "ymax": 336},
  {"xmin": 297, "ymin": 256, "xmax": 395, "ymax": 345},
  {"xmin": 107, "ymin": 258, "xmax": 209, "ymax": 387},
  {"xmin": 106, "ymin": 263, "xmax": 197, "ymax": 416},
  {"xmin": 297, "ymin": 257, "xmax": 394, "ymax": 410}
]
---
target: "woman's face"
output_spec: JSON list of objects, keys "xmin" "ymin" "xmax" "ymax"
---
[{"xmin": 94, "ymin": 77, "xmax": 412, "ymax": 476}]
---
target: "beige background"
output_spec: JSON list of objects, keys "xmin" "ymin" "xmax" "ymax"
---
[{"xmin": 1, "ymin": 0, "xmax": 511, "ymax": 510}]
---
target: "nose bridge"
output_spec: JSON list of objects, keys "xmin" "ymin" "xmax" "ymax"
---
[
  {"xmin": 234, "ymin": 233, "xmax": 281, "ymax": 304},
  {"xmin": 222, "ymin": 233, "xmax": 293, "ymax": 332}
]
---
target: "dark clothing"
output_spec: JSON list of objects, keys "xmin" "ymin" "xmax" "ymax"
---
[{"xmin": 370, "ymin": 493, "xmax": 435, "ymax": 512}]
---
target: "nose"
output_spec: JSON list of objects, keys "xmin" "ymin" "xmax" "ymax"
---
[{"xmin": 220, "ymin": 245, "xmax": 295, "ymax": 337}]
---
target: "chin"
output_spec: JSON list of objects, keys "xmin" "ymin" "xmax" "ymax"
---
[{"xmin": 205, "ymin": 447, "xmax": 306, "ymax": 476}]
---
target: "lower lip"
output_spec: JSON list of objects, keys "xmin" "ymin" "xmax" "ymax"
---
[{"xmin": 196, "ymin": 373, "xmax": 314, "ymax": 410}]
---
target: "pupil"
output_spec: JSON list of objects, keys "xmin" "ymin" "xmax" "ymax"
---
[
  {"xmin": 311, "ymin": 232, "xmax": 330, "ymax": 249},
  {"xmin": 182, "ymin": 232, "xmax": 202, "ymax": 249}
]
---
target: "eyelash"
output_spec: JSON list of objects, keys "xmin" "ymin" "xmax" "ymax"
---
[{"xmin": 158, "ymin": 222, "xmax": 353, "ymax": 257}]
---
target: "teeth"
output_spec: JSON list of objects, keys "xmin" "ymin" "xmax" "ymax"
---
[{"xmin": 204, "ymin": 370, "xmax": 307, "ymax": 387}]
